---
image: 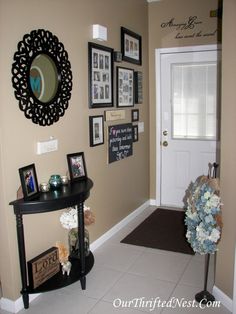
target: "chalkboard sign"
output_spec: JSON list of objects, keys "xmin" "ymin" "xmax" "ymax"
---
[{"xmin": 108, "ymin": 123, "xmax": 133, "ymax": 163}]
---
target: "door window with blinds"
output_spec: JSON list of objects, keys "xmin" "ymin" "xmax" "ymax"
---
[{"xmin": 171, "ymin": 62, "xmax": 218, "ymax": 140}]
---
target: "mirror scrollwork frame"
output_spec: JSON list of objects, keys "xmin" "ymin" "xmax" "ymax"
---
[{"xmin": 12, "ymin": 29, "xmax": 73, "ymax": 126}]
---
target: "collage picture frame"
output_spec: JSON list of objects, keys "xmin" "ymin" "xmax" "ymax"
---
[
  {"xmin": 121, "ymin": 27, "xmax": 142, "ymax": 65},
  {"xmin": 117, "ymin": 66, "xmax": 134, "ymax": 108},
  {"xmin": 88, "ymin": 42, "xmax": 114, "ymax": 108}
]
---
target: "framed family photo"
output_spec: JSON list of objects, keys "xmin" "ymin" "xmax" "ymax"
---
[
  {"xmin": 117, "ymin": 67, "xmax": 134, "ymax": 108},
  {"xmin": 67, "ymin": 152, "xmax": 87, "ymax": 182},
  {"xmin": 88, "ymin": 42, "xmax": 114, "ymax": 108},
  {"xmin": 19, "ymin": 164, "xmax": 39, "ymax": 200},
  {"xmin": 121, "ymin": 27, "xmax": 142, "ymax": 65},
  {"xmin": 89, "ymin": 115, "xmax": 104, "ymax": 147}
]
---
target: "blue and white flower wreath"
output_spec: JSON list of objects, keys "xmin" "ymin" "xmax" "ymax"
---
[{"xmin": 185, "ymin": 176, "xmax": 223, "ymax": 255}]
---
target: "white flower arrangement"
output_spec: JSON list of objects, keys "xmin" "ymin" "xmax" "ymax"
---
[
  {"xmin": 60, "ymin": 205, "xmax": 91, "ymax": 230},
  {"xmin": 185, "ymin": 176, "xmax": 223, "ymax": 255}
]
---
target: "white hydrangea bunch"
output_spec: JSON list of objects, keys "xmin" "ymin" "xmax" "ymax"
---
[{"xmin": 60, "ymin": 205, "xmax": 90, "ymax": 230}]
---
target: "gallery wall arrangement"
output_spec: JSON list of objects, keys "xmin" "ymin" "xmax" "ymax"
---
[{"xmin": 88, "ymin": 26, "xmax": 143, "ymax": 164}]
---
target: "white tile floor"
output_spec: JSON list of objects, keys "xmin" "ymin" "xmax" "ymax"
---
[{"xmin": 0, "ymin": 206, "xmax": 231, "ymax": 314}]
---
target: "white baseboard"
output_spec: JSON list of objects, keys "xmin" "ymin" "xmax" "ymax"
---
[
  {"xmin": 0, "ymin": 200, "xmax": 151, "ymax": 313},
  {"xmin": 149, "ymin": 199, "xmax": 157, "ymax": 206},
  {"xmin": 213, "ymin": 285, "xmax": 233, "ymax": 313},
  {"xmin": 90, "ymin": 200, "xmax": 150, "ymax": 252},
  {"xmin": 0, "ymin": 294, "xmax": 40, "ymax": 313}
]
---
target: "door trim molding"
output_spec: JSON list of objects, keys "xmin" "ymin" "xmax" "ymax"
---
[{"xmin": 155, "ymin": 44, "xmax": 221, "ymax": 206}]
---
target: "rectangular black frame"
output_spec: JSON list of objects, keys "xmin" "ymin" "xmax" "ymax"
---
[
  {"xmin": 19, "ymin": 163, "xmax": 40, "ymax": 200},
  {"xmin": 134, "ymin": 71, "xmax": 143, "ymax": 104},
  {"xmin": 67, "ymin": 152, "xmax": 87, "ymax": 182},
  {"xmin": 131, "ymin": 109, "xmax": 139, "ymax": 122},
  {"xmin": 132, "ymin": 125, "xmax": 139, "ymax": 142},
  {"xmin": 121, "ymin": 27, "xmax": 142, "ymax": 65},
  {"xmin": 89, "ymin": 115, "xmax": 104, "ymax": 147},
  {"xmin": 117, "ymin": 66, "xmax": 134, "ymax": 108},
  {"xmin": 88, "ymin": 42, "xmax": 114, "ymax": 108}
]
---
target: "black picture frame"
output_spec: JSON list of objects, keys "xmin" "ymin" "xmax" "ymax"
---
[
  {"xmin": 88, "ymin": 42, "xmax": 114, "ymax": 108},
  {"xmin": 19, "ymin": 164, "xmax": 40, "ymax": 200},
  {"xmin": 117, "ymin": 66, "xmax": 134, "ymax": 108},
  {"xmin": 131, "ymin": 109, "xmax": 139, "ymax": 122},
  {"xmin": 67, "ymin": 152, "xmax": 87, "ymax": 182},
  {"xmin": 121, "ymin": 27, "xmax": 142, "ymax": 65},
  {"xmin": 89, "ymin": 115, "xmax": 104, "ymax": 147},
  {"xmin": 134, "ymin": 71, "xmax": 143, "ymax": 104},
  {"xmin": 132, "ymin": 125, "xmax": 139, "ymax": 142}
]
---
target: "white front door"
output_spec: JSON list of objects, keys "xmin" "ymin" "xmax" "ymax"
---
[{"xmin": 156, "ymin": 46, "xmax": 220, "ymax": 208}]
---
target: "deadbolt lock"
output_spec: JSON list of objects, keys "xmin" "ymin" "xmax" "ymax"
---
[
  {"xmin": 163, "ymin": 130, "xmax": 168, "ymax": 136},
  {"xmin": 162, "ymin": 140, "xmax": 168, "ymax": 147}
]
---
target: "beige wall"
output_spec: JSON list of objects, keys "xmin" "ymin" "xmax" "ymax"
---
[
  {"xmin": 0, "ymin": 0, "xmax": 149, "ymax": 300},
  {"xmin": 215, "ymin": 0, "xmax": 236, "ymax": 299},
  {"xmin": 148, "ymin": 0, "xmax": 219, "ymax": 199}
]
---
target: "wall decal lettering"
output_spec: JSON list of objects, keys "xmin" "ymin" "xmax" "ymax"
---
[{"xmin": 160, "ymin": 16, "xmax": 218, "ymax": 40}]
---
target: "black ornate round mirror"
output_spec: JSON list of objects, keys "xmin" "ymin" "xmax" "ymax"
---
[{"xmin": 12, "ymin": 29, "xmax": 73, "ymax": 126}]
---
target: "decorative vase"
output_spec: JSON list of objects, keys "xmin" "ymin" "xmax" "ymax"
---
[
  {"xmin": 68, "ymin": 228, "xmax": 90, "ymax": 257},
  {"xmin": 49, "ymin": 175, "xmax": 62, "ymax": 190}
]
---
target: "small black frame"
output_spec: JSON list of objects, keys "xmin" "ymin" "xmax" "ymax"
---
[
  {"xmin": 19, "ymin": 164, "xmax": 40, "ymax": 200},
  {"xmin": 131, "ymin": 109, "xmax": 139, "ymax": 122},
  {"xmin": 132, "ymin": 125, "xmax": 139, "ymax": 142},
  {"xmin": 121, "ymin": 27, "xmax": 142, "ymax": 65},
  {"xmin": 67, "ymin": 152, "xmax": 87, "ymax": 182},
  {"xmin": 89, "ymin": 115, "xmax": 104, "ymax": 147},
  {"xmin": 88, "ymin": 42, "xmax": 114, "ymax": 108},
  {"xmin": 134, "ymin": 71, "xmax": 143, "ymax": 104}
]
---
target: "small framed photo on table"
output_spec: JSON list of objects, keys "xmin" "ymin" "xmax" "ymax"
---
[
  {"xmin": 88, "ymin": 42, "xmax": 114, "ymax": 108},
  {"xmin": 67, "ymin": 152, "xmax": 87, "ymax": 182},
  {"xmin": 19, "ymin": 164, "xmax": 40, "ymax": 200},
  {"xmin": 117, "ymin": 67, "xmax": 134, "ymax": 108},
  {"xmin": 121, "ymin": 27, "xmax": 142, "ymax": 65},
  {"xmin": 89, "ymin": 115, "xmax": 104, "ymax": 147}
]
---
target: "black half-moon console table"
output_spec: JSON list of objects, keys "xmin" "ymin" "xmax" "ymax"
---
[{"xmin": 9, "ymin": 178, "xmax": 94, "ymax": 309}]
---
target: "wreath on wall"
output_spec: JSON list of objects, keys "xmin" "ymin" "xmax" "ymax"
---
[{"xmin": 185, "ymin": 175, "xmax": 223, "ymax": 255}]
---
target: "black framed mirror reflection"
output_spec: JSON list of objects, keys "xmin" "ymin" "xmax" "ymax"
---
[{"xmin": 12, "ymin": 29, "xmax": 73, "ymax": 126}]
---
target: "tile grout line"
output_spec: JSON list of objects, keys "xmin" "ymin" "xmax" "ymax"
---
[
  {"xmin": 87, "ymin": 207, "xmax": 155, "ymax": 313},
  {"xmin": 161, "ymin": 254, "xmax": 196, "ymax": 311}
]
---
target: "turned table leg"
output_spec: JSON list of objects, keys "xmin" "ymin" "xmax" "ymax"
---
[
  {"xmin": 76, "ymin": 203, "xmax": 86, "ymax": 290},
  {"xmin": 16, "ymin": 214, "xmax": 29, "ymax": 309}
]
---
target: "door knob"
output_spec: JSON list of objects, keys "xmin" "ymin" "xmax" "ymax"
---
[
  {"xmin": 162, "ymin": 141, "xmax": 168, "ymax": 147},
  {"xmin": 163, "ymin": 130, "xmax": 168, "ymax": 136}
]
